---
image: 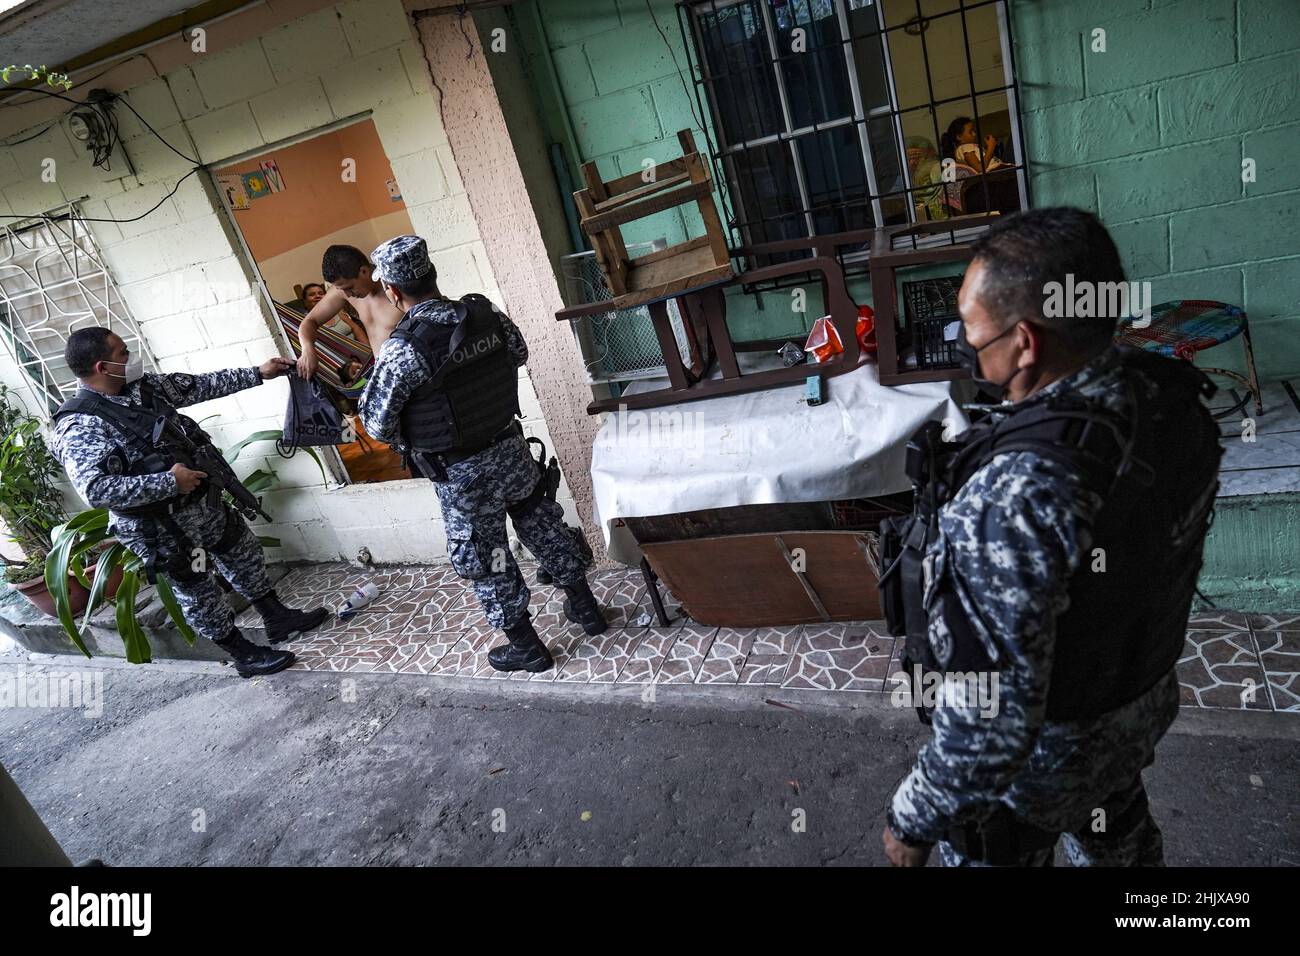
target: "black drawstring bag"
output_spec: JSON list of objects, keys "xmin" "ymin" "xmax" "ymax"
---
[{"xmin": 280, "ymin": 375, "xmax": 346, "ymax": 454}]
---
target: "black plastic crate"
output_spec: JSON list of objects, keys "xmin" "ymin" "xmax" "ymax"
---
[{"xmin": 902, "ymin": 275, "xmax": 964, "ymax": 369}]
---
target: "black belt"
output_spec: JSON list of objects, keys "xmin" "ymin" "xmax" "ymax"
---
[
  {"xmin": 945, "ymin": 806, "xmax": 1060, "ymax": 865},
  {"xmin": 440, "ymin": 420, "xmax": 523, "ymax": 466},
  {"xmin": 411, "ymin": 421, "xmax": 522, "ymax": 481}
]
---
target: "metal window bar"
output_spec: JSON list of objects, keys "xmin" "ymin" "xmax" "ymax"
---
[
  {"xmin": 678, "ymin": 0, "xmax": 1030, "ymax": 274},
  {"xmin": 0, "ymin": 203, "xmax": 156, "ymax": 418}
]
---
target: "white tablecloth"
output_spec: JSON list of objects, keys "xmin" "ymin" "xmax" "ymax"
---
[{"xmin": 591, "ymin": 357, "xmax": 970, "ymax": 565}]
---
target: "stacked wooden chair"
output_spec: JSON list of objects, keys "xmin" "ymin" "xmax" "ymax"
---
[{"xmin": 573, "ymin": 129, "xmax": 732, "ymax": 308}]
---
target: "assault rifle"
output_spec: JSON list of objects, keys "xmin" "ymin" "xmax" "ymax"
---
[{"xmin": 151, "ymin": 414, "xmax": 273, "ymax": 523}]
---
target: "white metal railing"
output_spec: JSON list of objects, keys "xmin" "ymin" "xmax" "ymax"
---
[{"xmin": 0, "ymin": 202, "xmax": 155, "ymax": 417}]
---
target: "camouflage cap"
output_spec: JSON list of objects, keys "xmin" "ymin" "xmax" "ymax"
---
[{"xmin": 370, "ymin": 234, "xmax": 433, "ymax": 285}]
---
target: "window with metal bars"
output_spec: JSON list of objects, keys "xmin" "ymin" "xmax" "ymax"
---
[
  {"xmin": 0, "ymin": 204, "xmax": 155, "ymax": 418},
  {"xmin": 679, "ymin": 0, "xmax": 1029, "ymax": 259}
]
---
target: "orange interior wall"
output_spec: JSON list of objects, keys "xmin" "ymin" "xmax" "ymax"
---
[{"xmin": 216, "ymin": 119, "xmax": 406, "ymax": 262}]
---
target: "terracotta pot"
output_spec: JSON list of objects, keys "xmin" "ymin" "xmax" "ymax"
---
[{"xmin": 12, "ymin": 561, "xmax": 125, "ymax": 620}]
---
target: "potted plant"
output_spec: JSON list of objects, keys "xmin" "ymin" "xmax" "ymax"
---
[
  {"xmin": 0, "ymin": 385, "xmax": 76, "ymax": 614},
  {"xmin": 45, "ymin": 428, "xmax": 323, "ymax": 663}
]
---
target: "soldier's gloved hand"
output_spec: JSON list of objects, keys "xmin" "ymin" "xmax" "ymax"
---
[
  {"xmin": 259, "ymin": 356, "xmax": 295, "ymax": 380},
  {"xmin": 170, "ymin": 463, "xmax": 208, "ymax": 494}
]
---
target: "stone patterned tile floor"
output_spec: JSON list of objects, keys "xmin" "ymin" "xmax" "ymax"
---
[{"xmin": 250, "ymin": 562, "xmax": 1300, "ymax": 714}]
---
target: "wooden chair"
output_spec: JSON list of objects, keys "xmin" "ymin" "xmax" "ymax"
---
[
  {"xmin": 574, "ymin": 129, "xmax": 733, "ymax": 309},
  {"xmin": 556, "ymin": 231, "xmax": 869, "ymax": 414}
]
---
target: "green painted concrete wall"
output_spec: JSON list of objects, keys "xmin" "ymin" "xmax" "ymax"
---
[
  {"xmin": 1014, "ymin": 0, "xmax": 1300, "ymax": 382},
  {"xmin": 510, "ymin": 0, "xmax": 1299, "ymax": 609},
  {"xmin": 522, "ymin": 0, "xmax": 1300, "ymax": 372}
]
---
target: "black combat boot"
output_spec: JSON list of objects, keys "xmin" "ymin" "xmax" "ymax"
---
[
  {"xmin": 253, "ymin": 591, "xmax": 330, "ymax": 644},
  {"xmin": 560, "ymin": 579, "xmax": 608, "ymax": 636},
  {"xmin": 214, "ymin": 628, "xmax": 296, "ymax": 678},
  {"xmin": 487, "ymin": 617, "xmax": 554, "ymax": 673}
]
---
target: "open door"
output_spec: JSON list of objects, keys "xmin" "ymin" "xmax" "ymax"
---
[{"xmin": 214, "ymin": 117, "xmax": 415, "ymax": 483}]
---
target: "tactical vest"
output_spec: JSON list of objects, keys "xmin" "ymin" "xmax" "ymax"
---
[
  {"xmin": 388, "ymin": 294, "xmax": 520, "ymax": 454},
  {"xmin": 53, "ymin": 381, "xmax": 212, "ymax": 517},
  {"xmin": 880, "ymin": 348, "xmax": 1222, "ymax": 721}
]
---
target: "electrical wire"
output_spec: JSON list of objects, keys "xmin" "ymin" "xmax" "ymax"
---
[
  {"xmin": 0, "ymin": 82, "xmax": 205, "ymax": 223},
  {"xmin": 0, "ymin": 120, "xmax": 57, "ymax": 146},
  {"xmin": 1, "ymin": 166, "xmax": 201, "ymax": 223},
  {"xmin": 3, "ymin": 83, "xmax": 201, "ymax": 166},
  {"xmin": 114, "ymin": 92, "xmax": 200, "ymax": 165}
]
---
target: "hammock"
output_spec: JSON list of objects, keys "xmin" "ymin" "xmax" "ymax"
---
[{"xmin": 274, "ymin": 301, "xmax": 373, "ymax": 400}]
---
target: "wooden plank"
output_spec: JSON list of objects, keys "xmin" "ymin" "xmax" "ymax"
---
[
  {"xmin": 775, "ymin": 535, "xmax": 831, "ymax": 622},
  {"xmin": 634, "ymin": 235, "xmax": 709, "ymax": 266},
  {"xmin": 686, "ymin": 151, "xmax": 731, "ymax": 269},
  {"xmin": 579, "ymin": 180, "xmax": 714, "ymax": 234},
  {"xmin": 602, "ymin": 158, "xmax": 689, "ymax": 198},
  {"xmin": 629, "ymin": 244, "xmax": 731, "ymax": 294},
  {"xmin": 698, "ymin": 287, "xmax": 740, "ymax": 379},
  {"xmin": 641, "ymin": 530, "xmax": 882, "ymax": 627},
  {"xmin": 646, "ymin": 299, "xmax": 689, "ymax": 390},
  {"xmin": 574, "ymin": 186, "xmax": 628, "ymax": 296},
  {"xmin": 579, "ymin": 161, "xmax": 609, "ymax": 201},
  {"xmin": 591, "ymin": 171, "xmax": 691, "ymax": 212}
]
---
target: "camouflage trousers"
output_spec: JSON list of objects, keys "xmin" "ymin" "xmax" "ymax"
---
[
  {"xmin": 433, "ymin": 433, "xmax": 590, "ymax": 630},
  {"xmin": 111, "ymin": 500, "xmax": 272, "ymax": 643},
  {"xmin": 937, "ymin": 774, "xmax": 1166, "ymax": 866}
]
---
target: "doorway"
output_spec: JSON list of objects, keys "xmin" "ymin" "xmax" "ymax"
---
[{"xmin": 214, "ymin": 117, "xmax": 415, "ymax": 483}]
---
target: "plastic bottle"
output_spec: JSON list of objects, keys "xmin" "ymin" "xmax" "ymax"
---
[{"xmin": 337, "ymin": 581, "xmax": 380, "ymax": 619}]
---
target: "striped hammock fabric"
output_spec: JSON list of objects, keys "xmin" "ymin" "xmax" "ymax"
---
[{"xmin": 274, "ymin": 300, "xmax": 374, "ymax": 400}]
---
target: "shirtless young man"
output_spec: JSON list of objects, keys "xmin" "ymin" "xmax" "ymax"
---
[{"xmin": 295, "ymin": 244, "xmax": 405, "ymax": 380}]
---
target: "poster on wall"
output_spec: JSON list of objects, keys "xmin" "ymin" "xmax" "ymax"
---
[
  {"xmin": 242, "ymin": 169, "xmax": 272, "ymax": 200},
  {"xmin": 217, "ymin": 174, "xmax": 250, "ymax": 210},
  {"xmin": 260, "ymin": 159, "xmax": 285, "ymax": 193}
]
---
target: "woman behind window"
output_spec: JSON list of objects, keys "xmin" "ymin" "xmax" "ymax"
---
[{"xmin": 301, "ymin": 282, "xmax": 368, "ymax": 344}]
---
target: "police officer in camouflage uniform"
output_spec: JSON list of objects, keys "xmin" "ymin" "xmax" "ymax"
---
[
  {"xmin": 52, "ymin": 328, "xmax": 330, "ymax": 678},
  {"xmin": 358, "ymin": 235, "xmax": 605, "ymax": 674},
  {"xmin": 880, "ymin": 208, "xmax": 1222, "ymax": 866}
]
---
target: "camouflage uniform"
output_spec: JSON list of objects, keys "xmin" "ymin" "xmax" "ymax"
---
[
  {"xmin": 359, "ymin": 298, "xmax": 589, "ymax": 630},
  {"xmin": 889, "ymin": 346, "xmax": 1181, "ymax": 866},
  {"xmin": 53, "ymin": 368, "xmax": 274, "ymax": 642}
]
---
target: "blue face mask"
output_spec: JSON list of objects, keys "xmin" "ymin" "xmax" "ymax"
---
[{"xmin": 954, "ymin": 322, "xmax": 1023, "ymax": 402}]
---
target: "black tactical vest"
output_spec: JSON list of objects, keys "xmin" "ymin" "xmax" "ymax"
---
[
  {"xmin": 53, "ymin": 382, "xmax": 211, "ymax": 516},
  {"xmin": 884, "ymin": 348, "xmax": 1222, "ymax": 721},
  {"xmin": 388, "ymin": 294, "xmax": 520, "ymax": 454}
]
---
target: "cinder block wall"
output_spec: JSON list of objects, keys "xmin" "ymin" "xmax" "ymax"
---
[
  {"xmin": 527, "ymin": 0, "xmax": 1300, "ymax": 372},
  {"xmin": 1013, "ymin": 0, "xmax": 1300, "ymax": 381},
  {"xmin": 0, "ymin": 0, "xmax": 575, "ymax": 565}
]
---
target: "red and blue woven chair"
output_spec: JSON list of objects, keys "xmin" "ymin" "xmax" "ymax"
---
[{"xmin": 1116, "ymin": 300, "xmax": 1262, "ymax": 419}]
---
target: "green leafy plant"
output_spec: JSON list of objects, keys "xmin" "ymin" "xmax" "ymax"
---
[
  {"xmin": 0, "ymin": 385, "xmax": 67, "ymax": 584},
  {"xmin": 1, "ymin": 65, "xmax": 72, "ymax": 90},
  {"xmin": 45, "ymin": 429, "xmax": 322, "ymax": 663}
]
